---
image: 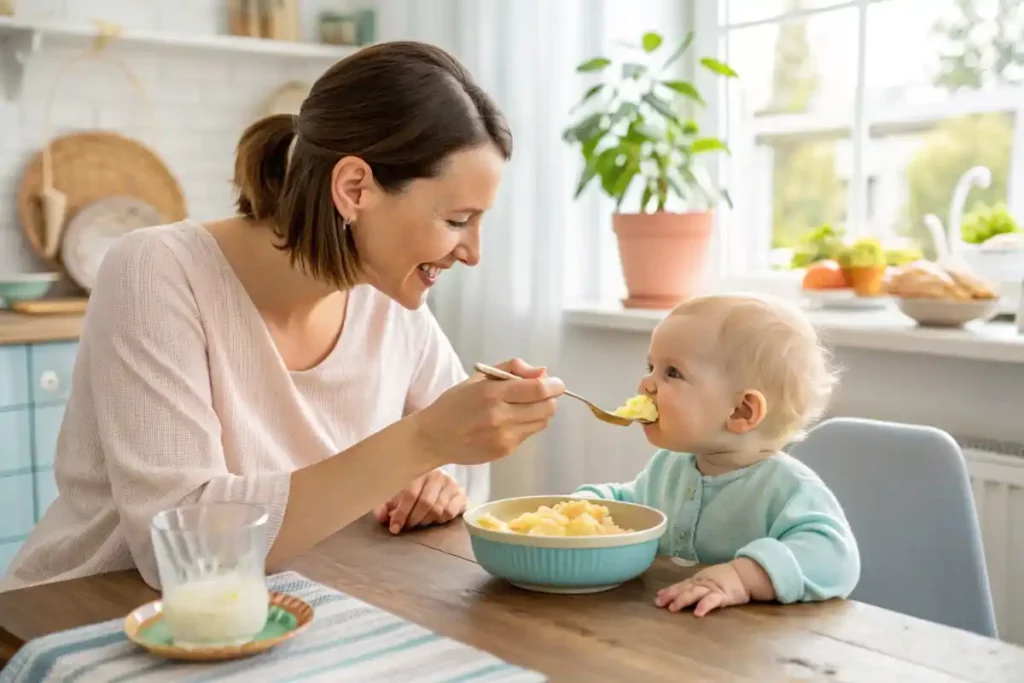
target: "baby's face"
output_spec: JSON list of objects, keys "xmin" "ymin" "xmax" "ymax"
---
[{"xmin": 639, "ymin": 312, "xmax": 738, "ymax": 453}]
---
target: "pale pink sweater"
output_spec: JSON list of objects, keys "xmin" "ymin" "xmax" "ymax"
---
[{"xmin": 2, "ymin": 221, "xmax": 486, "ymax": 591}]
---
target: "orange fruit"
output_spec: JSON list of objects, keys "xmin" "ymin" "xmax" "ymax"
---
[{"xmin": 801, "ymin": 260, "xmax": 848, "ymax": 290}]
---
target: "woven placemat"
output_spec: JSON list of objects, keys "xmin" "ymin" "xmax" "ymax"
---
[{"xmin": 17, "ymin": 131, "xmax": 187, "ymax": 264}]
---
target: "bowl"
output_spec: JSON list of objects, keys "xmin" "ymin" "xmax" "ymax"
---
[
  {"xmin": 894, "ymin": 296, "xmax": 1000, "ymax": 328},
  {"xmin": 0, "ymin": 273, "xmax": 60, "ymax": 306},
  {"xmin": 464, "ymin": 495, "xmax": 667, "ymax": 594}
]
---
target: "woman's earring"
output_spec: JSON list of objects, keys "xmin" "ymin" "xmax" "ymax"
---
[{"xmin": 342, "ymin": 217, "xmax": 351, "ymax": 231}]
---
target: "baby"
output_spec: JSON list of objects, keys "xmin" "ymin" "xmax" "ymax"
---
[{"xmin": 576, "ymin": 293, "xmax": 860, "ymax": 616}]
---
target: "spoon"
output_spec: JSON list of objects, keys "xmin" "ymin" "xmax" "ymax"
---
[{"xmin": 473, "ymin": 362, "xmax": 652, "ymax": 427}]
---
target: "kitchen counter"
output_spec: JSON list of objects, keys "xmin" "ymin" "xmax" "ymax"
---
[{"xmin": 0, "ymin": 312, "xmax": 84, "ymax": 345}]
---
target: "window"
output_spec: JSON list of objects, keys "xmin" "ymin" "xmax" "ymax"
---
[{"xmin": 704, "ymin": 0, "xmax": 1024, "ymax": 276}]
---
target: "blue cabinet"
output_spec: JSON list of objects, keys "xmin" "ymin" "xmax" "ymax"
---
[{"xmin": 0, "ymin": 340, "xmax": 78, "ymax": 573}]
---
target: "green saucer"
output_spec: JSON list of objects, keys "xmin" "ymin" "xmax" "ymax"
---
[
  {"xmin": 124, "ymin": 591, "xmax": 315, "ymax": 661},
  {"xmin": 139, "ymin": 605, "xmax": 298, "ymax": 646}
]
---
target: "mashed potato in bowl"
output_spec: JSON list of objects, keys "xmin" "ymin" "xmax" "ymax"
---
[
  {"xmin": 476, "ymin": 499, "xmax": 632, "ymax": 537},
  {"xmin": 464, "ymin": 495, "xmax": 668, "ymax": 594}
]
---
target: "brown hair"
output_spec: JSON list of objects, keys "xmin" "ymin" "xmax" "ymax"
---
[{"xmin": 233, "ymin": 41, "xmax": 512, "ymax": 288}]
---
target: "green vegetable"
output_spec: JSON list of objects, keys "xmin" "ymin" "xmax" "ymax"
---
[
  {"xmin": 788, "ymin": 224, "xmax": 845, "ymax": 269},
  {"xmin": 960, "ymin": 203, "xmax": 1020, "ymax": 245},
  {"xmin": 845, "ymin": 238, "xmax": 885, "ymax": 268},
  {"xmin": 884, "ymin": 247, "xmax": 922, "ymax": 267}
]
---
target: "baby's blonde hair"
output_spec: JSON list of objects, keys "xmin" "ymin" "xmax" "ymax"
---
[{"xmin": 671, "ymin": 293, "xmax": 838, "ymax": 445}]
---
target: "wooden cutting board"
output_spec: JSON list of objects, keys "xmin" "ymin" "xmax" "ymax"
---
[{"xmin": 10, "ymin": 298, "xmax": 89, "ymax": 315}]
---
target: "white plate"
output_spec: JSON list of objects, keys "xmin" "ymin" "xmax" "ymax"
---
[
  {"xmin": 61, "ymin": 196, "xmax": 165, "ymax": 292},
  {"xmin": 801, "ymin": 288, "xmax": 890, "ymax": 310}
]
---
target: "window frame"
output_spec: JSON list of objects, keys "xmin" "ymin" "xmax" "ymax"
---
[{"xmin": 690, "ymin": 0, "xmax": 1024, "ymax": 290}]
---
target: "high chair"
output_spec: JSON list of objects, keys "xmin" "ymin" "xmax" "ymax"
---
[{"xmin": 789, "ymin": 416, "xmax": 998, "ymax": 637}]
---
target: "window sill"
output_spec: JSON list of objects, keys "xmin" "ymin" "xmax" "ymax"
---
[{"xmin": 564, "ymin": 302, "xmax": 1024, "ymax": 365}]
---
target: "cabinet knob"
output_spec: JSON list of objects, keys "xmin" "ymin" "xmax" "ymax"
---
[{"xmin": 39, "ymin": 370, "xmax": 60, "ymax": 393}]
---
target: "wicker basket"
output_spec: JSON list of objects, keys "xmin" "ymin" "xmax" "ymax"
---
[{"xmin": 17, "ymin": 131, "xmax": 186, "ymax": 264}]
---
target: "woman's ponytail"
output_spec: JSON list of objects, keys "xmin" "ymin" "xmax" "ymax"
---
[{"xmin": 233, "ymin": 114, "xmax": 296, "ymax": 221}]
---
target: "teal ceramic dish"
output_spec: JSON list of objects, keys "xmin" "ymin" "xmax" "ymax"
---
[
  {"xmin": 464, "ymin": 495, "xmax": 667, "ymax": 594},
  {"xmin": 0, "ymin": 274, "xmax": 60, "ymax": 306}
]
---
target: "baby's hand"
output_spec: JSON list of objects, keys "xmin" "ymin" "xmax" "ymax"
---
[{"xmin": 655, "ymin": 562, "xmax": 751, "ymax": 617}]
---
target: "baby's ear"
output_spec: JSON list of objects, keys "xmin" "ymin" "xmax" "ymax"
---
[{"xmin": 726, "ymin": 389, "xmax": 767, "ymax": 434}]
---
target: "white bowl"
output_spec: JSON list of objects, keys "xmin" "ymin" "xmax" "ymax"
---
[{"xmin": 894, "ymin": 297, "xmax": 1000, "ymax": 328}]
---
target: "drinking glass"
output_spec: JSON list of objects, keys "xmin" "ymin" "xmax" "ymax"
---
[{"xmin": 150, "ymin": 502, "xmax": 270, "ymax": 647}]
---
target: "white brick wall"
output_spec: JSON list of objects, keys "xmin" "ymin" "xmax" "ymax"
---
[{"xmin": 1, "ymin": 0, "xmax": 373, "ymax": 278}]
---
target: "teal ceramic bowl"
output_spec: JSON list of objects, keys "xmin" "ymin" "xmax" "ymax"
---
[
  {"xmin": 464, "ymin": 495, "xmax": 667, "ymax": 594},
  {"xmin": 0, "ymin": 274, "xmax": 60, "ymax": 306}
]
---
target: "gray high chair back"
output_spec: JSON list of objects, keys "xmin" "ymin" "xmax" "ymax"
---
[{"xmin": 789, "ymin": 417, "xmax": 998, "ymax": 637}]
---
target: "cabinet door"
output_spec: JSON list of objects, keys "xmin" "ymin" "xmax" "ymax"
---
[
  {"xmin": 33, "ymin": 468, "xmax": 59, "ymax": 523},
  {"xmin": 32, "ymin": 404, "xmax": 66, "ymax": 522},
  {"xmin": 0, "ymin": 540, "xmax": 24, "ymax": 575},
  {"xmin": 32, "ymin": 404, "xmax": 66, "ymax": 470},
  {"xmin": 0, "ymin": 345, "xmax": 29, "ymax": 410},
  {"xmin": 0, "ymin": 407, "xmax": 32, "ymax": 473},
  {"xmin": 29, "ymin": 341, "xmax": 78, "ymax": 405},
  {"xmin": 0, "ymin": 474, "xmax": 36, "ymax": 539}
]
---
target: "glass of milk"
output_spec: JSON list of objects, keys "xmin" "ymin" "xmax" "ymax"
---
[{"xmin": 151, "ymin": 502, "xmax": 271, "ymax": 648}]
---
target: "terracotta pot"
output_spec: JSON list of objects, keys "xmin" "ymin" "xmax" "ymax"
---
[{"xmin": 613, "ymin": 211, "xmax": 713, "ymax": 309}]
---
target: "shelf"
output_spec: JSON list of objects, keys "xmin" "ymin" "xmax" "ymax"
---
[
  {"xmin": 0, "ymin": 17, "xmax": 360, "ymax": 100},
  {"xmin": 564, "ymin": 302, "xmax": 1024, "ymax": 365}
]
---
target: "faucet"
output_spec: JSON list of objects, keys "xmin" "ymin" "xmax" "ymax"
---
[{"xmin": 947, "ymin": 165, "xmax": 992, "ymax": 258}]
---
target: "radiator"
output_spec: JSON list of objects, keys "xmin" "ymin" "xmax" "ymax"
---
[{"xmin": 962, "ymin": 438, "xmax": 1024, "ymax": 646}]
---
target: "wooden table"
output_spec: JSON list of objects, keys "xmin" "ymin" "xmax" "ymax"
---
[{"xmin": 0, "ymin": 517, "xmax": 1021, "ymax": 682}]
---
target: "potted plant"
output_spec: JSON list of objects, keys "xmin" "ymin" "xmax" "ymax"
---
[{"xmin": 563, "ymin": 30, "xmax": 738, "ymax": 308}]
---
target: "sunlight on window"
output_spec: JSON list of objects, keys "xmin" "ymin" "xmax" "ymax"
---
[{"xmin": 720, "ymin": 0, "xmax": 1020, "ymax": 269}]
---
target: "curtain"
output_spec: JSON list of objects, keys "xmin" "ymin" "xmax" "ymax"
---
[{"xmin": 378, "ymin": 0, "xmax": 607, "ymax": 498}]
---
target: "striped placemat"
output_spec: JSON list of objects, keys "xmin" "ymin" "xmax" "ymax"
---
[{"xmin": 0, "ymin": 571, "xmax": 546, "ymax": 682}]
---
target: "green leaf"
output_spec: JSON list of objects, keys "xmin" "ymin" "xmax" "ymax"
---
[
  {"xmin": 611, "ymin": 163, "xmax": 640, "ymax": 210},
  {"xmin": 720, "ymin": 188, "xmax": 734, "ymax": 209},
  {"xmin": 666, "ymin": 174, "xmax": 690, "ymax": 203},
  {"xmin": 634, "ymin": 123, "xmax": 661, "ymax": 140},
  {"xmin": 699, "ymin": 57, "xmax": 738, "ymax": 78},
  {"xmin": 682, "ymin": 119, "xmax": 699, "ymax": 135},
  {"xmin": 574, "ymin": 83, "xmax": 605, "ymax": 110},
  {"xmin": 660, "ymin": 80, "xmax": 705, "ymax": 105},
  {"xmin": 563, "ymin": 112, "xmax": 604, "ymax": 144},
  {"xmin": 573, "ymin": 159, "xmax": 600, "ymax": 199},
  {"xmin": 611, "ymin": 101, "xmax": 639, "ymax": 125},
  {"xmin": 681, "ymin": 165, "xmax": 721, "ymax": 208},
  {"xmin": 576, "ymin": 57, "xmax": 612, "ymax": 73},
  {"xmin": 691, "ymin": 137, "xmax": 731, "ymax": 154},
  {"xmin": 581, "ymin": 135, "xmax": 602, "ymax": 159},
  {"xmin": 622, "ymin": 62, "xmax": 648, "ymax": 80},
  {"xmin": 641, "ymin": 184, "xmax": 654, "ymax": 213},
  {"xmin": 662, "ymin": 31, "xmax": 694, "ymax": 69},
  {"xmin": 642, "ymin": 32, "xmax": 663, "ymax": 53},
  {"xmin": 642, "ymin": 93, "xmax": 682, "ymax": 125}
]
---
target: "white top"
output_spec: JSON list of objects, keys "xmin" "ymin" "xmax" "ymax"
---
[{"xmin": 2, "ymin": 221, "xmax": 485, "ymax": 590}]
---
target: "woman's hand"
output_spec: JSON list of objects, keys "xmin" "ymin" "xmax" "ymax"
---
[
  {"xmin": 411, "ymin": 358, "xmax": 564, "ymax": 467},
  {"xmin": 374, "ymin": 469, "xmax": 467, "ymax": 534}
]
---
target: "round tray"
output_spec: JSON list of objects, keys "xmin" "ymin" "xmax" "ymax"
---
[{"xmin": 17, "ymin": 131, "xmax": 186, "ymax": 264}]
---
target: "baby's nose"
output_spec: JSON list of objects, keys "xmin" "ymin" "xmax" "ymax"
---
[{"xmin": 639, "ymin": 374, "xmax": 656, "ymax": 395}]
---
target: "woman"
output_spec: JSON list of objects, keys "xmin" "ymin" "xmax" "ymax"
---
[{"xmin": 2, "ymin": 41, "xmax": 563, "ymax": 591}]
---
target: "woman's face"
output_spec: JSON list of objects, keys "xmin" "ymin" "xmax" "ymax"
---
[{"xmin": 336, "ymin": 144, "xmax": 506, "ymax": 309}]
